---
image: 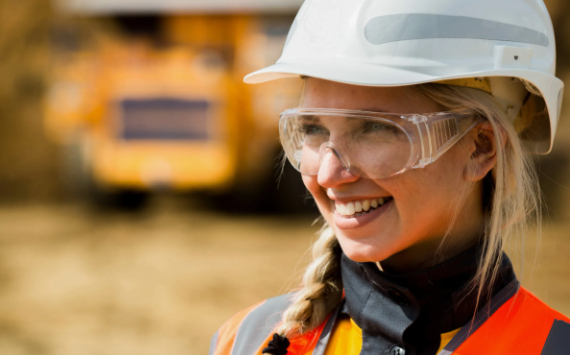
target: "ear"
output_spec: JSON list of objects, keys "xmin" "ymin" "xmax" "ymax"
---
[{"xmin": 464, "ymin": 122, "xmax": 503, "ymax": 182}]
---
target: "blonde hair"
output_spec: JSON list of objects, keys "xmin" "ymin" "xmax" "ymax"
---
[{"xmin": 270, "ymin": 82, "xmax": 541, "ymax": 342}]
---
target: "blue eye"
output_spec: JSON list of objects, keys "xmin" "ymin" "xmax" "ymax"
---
[
  {"xmin": 300, "ymin": 123, "xmax": 328, "ymax": 136},
  {"xmin": 362, "ymin": 121, "xmax": 397, "ymax": 133}
]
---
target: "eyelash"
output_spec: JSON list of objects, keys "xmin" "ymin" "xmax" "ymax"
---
[
  {"xmin": 300, "ymin": 123, "xmax": 328, "ymax": 135},
  {"xmin": 298, "ymin": 120, "xmax": 401, "ymax": 137},
  {"xmin": 361, "ymin": 121, "xmax": 398, "ymax": 134}
]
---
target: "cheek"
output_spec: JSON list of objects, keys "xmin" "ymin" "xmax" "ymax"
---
[
  {"xmin": 302, "ymin": 174, "xmax": 318, "ymax": 195},
  {"xmin": 387, "ymin": 161, "xmax": 466, "ymax": 226},
  {"xmin": 302, "ymin": 175, "xmax": 330, "ymax": 211}
]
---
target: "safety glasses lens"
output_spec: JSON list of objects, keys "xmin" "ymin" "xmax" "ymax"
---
[{"xmin": 280, "ymin": 114, "xmax": 413, "ymax": 179}]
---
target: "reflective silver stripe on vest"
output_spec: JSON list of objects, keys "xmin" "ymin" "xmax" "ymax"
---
[
  {"xmin": 365, "ymin": 14, "xmax": 549, "ymax": 47},
  {"xmin": 311, "ymin": 302, "xmax": 344, "ymax": 355},
  {"xmin": 540, "ymin": 319, "xmax": 570, "ymax": 355},
  {"xmin": 209, "ymin": 331, "xmax": 219, "ymax": 355},
  {"xmin": 231, "ymin": 294, "xmax": 295, "ymax": 355}
]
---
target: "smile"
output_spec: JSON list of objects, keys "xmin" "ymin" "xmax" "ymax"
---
[{"xmin": 335, "ymin": 197, "xmax": 392, "ymax": 217}]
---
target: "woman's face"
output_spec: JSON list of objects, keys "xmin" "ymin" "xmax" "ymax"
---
[{"xmin": 301, "ymin": 78, "xmax": 483, "ymax": 271}]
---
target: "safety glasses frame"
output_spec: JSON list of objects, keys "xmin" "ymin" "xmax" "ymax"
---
[{"xmin": 279, "ymin": 108, "xmax": 482, "ymax": 179}]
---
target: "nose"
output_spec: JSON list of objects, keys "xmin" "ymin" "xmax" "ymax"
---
[{"xmin": 317, "ymin": 143, "xmax": 359, "ymax": 188}]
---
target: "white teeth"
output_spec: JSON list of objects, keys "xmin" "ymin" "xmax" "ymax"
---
[
  {"xmin": 335, "ymin": 197, "xmax": 390, "ymax": 216},
  {"xmin": 370, "ymin": 199, "xmax": 378, "ymax": 209},
  {"xmin": 346, "ymin": 202, "xmax": 355, "ymax": 215},
  {"xmin": 354, "ymin": 201, "xmax": 362, "ymax": 213}
]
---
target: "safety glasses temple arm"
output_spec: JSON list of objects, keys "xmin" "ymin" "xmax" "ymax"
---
[{"xmin": 409, "ymin": 113, "xmax": 480, "ymax": 169}]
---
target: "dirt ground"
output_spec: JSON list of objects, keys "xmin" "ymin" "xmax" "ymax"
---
[{"xmin": 0, "ymin": 200, "xmax": 568, "ymax": 355}]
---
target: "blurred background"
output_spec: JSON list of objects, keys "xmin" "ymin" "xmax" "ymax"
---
[{"xmin": 0, "ymin": 0, "xmax": 569, "ymax": 354}]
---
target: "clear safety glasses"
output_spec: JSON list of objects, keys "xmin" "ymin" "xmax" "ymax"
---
[{"xmin": 279, "ymin": 108, "xmax": 482, "ymax": 179}]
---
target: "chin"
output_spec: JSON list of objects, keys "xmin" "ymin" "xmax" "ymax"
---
[
  {"xmin": 328, "ymin": 219, "xmax": 402, "ymax": 262},
  {"xmin": 336, "ymin": 233, "xmax": 398, "ymax": 263}
]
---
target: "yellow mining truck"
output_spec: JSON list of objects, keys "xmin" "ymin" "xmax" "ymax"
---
[{"xmin": 44, "ymin": 4, "xmax": 306, "ymax": 210}]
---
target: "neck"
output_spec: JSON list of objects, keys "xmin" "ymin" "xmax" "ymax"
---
[
  {"xmin": 381, "ymin": 185, "xmax": 485, "ymax": 274},
  {"xmin": 380, "ymin": 234, "xmax": 481, "ymax": 274}
]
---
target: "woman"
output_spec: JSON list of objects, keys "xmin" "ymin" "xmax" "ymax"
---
[{"xmin": 210, "ymin": 1, "xmax": 569, "ymax": 354}]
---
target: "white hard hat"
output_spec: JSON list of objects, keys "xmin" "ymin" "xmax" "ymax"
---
[{"xmin": 245, "ymin": 0, "xmax": 564, "ymax": 154}]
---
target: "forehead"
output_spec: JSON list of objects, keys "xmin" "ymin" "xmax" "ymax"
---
[{"xmin": 302, "ymin": 78, "xmax": 441, "ymax": 114}]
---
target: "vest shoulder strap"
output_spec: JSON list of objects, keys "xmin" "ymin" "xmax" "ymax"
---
[
  {"xmin": 210, "ymin": 294, "xmax": 294, "ymax": 355},
  {"xmin": 450, "ymin": 287, "xmax": 570, "ymax": 355}
]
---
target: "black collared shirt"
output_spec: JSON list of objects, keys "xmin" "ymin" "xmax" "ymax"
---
[{"xmin": 340, "ymin": 245, "xmax": 516, "ymax": 355}]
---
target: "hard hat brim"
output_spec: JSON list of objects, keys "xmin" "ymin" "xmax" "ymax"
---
[{"xmin": 244, "ymin": 61, "xmax": 434, "ymax": 86}]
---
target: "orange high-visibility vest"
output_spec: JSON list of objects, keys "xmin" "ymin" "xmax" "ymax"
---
[
  {"xmin": 449, "ymin": 287, "xmax": 570, "ymax": 355},
  {"xmin": 210, "ymin": 286, "xmax": 570, "ymax": 355}
]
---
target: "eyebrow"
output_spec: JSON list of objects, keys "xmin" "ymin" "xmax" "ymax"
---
[
  {"xmin": 360, "ymin": 108, "xmax": 389, "ymax": 114},
  {"xmin": 301, "ymin": 115, "xmax": 320, "ymax": 122},
  {"xmin": 301, "ymin": 110, "xmax": 390, "ymax": 121},
  {"xmin": 301, "ymin": 115, "xmax": 362, "ymax": 123}
]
